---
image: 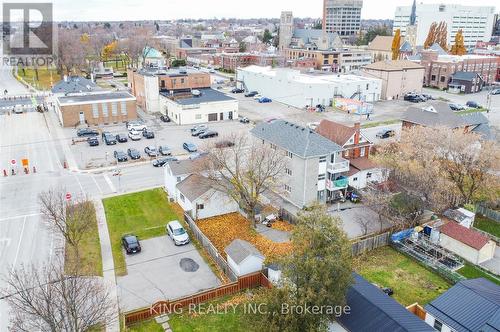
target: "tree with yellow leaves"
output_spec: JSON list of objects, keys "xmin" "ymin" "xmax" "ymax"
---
[
  {"xmin": 424, "ymin": 22, "xmax": 437, "ymax": 49},
  {"xmin": 391, "ymin": 29, "xmax": 401, "ymax": 60},
  {"xmin": 424, "ymin": 21, "xmax": 448, "ymax": 51},
  {"xmin": 102, "ymin": 40, "xmax": 118, "ymax": 61},
  {"xmin": 450, "ymin": 29, "xmax": 466, "ymax": 55}
]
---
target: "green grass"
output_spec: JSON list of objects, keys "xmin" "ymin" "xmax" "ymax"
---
[
  {"xmin": 102, "ymin": 189, "xmax": 179, "ymax": 276},
  {"xmin": 473, "ymin": 214, "xmax": 500, "ymax": 238},
  {"xmin": 126, "ymin": 319, "xmax": 163, "ymax": 332},
  {"xmin": 361, "ymin": 119, "xmax": 400, "ymax": 129},
  {"xmin": 354, "ymin": 246, "xmax": 451, "ymax": 306},
  {"xmin": 457, "ymin": 263, "xmax": 500, "ymax": 285},
  {"xmin": 455, "ymin": 108, "xmax": 488, "ymax": 115},
  {"xmin": 16, "ymin": 66, "xmax": 59, "ymax": 90}
]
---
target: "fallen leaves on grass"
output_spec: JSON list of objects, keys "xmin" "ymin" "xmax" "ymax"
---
[
  {"xmin": 197, "ymin": 213, "xmax": 293, "ymax": 262},
  {"xmin": 272, "ymin": 220, "xmax": 294, "ymax": 232}
]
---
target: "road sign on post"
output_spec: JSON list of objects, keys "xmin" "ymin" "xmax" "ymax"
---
[
  {"xmin": 10, "ymin": 159, "xmax": 16, "ymax": 166},
  {"xmin": 22, "ymin": 159, "xmax": 29, "ymax": 167},
  {"xmin": 65, "ymin": 193, "xmax": 72, "ymax": 201}
]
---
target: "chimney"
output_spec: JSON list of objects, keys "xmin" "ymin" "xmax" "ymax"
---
[
  {"xmin": 354, "ymin": 122, "xmax": 360, "ymax": 132},
  {"xmin": 63, "ymin": 75, "xmax": 68, "ymax": 82}
]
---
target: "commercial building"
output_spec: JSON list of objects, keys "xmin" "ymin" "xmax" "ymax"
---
[
  {"xmin": 55, "ymin": 91, "xmax": 137, "ymax": 127},
  {"xmin": 362, "ymin": 60, "xmax": 425, "ymax": 100},
  {"xmin": 218, "ymin": 52, "xmax": 285, "ymax": 72},
  {"xmin": 159, "ymin": 88, "xmax": 238, "ymax": 125},
  {"xmin": 250, "ymin": 120, "xmax": 348, "ymax": 208},
  {"xmin": 237, "ymin": 65, "xmax": 381, "ymax": 109},
  {"xmin": 323, "ymin": 0, "xmax": 363, "ymax": 41},
  {"xmin": 393, "ymin": 3, "xmax": 496, "ymax": 47},
  {"xmin": 284, "ymin": 48, "xmax": 372, "ymax": 72},
  {"xmin": 420, "ymin": 50, "xmax": 499, "ymax": 88}
]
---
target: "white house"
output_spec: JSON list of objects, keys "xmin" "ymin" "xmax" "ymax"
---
[
  {"xmin": 443, "ymin": 208, "xmax": 475, "ymax": 229},
  {"xmin": 159, "ymin": 88, "xmax": 238, "ymax": 125},
  {"xmin": 176, "ymin": 174, "xmax": 238, "ymax": 219},
  {"xmin": 237, "ymin": 65, "xmax": 381, "ymax": 109},
  {"xmin": 224, "ymin": 239, "xmax": 265, "ymax": 276},
  {"xmin": 439, "ymin": 221, "xmax": 496, "ymax": 265}
]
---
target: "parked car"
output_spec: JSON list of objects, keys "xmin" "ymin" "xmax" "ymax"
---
[
  {"xmin": 160, "ymin": 114, "xmax": 171, "ymax": 122},
  {"xmin": 449, "ymin": 103, "xmax": 460, "ymax": 111},
  {"xmin": 188, "ymin": 152, "xmax": 208, "ymax": 160},
  {"xmin": 127, "ymin": 121, "xmax": 147, "ymax": 131},
  {"xmin": 190, "ymin": 124, "xmax": 208, "ymax": 133},
  {"xmin": 404, "ymin": 93, "xmax": 425, "ymax": 103},
  {"xmin": 152, "ymin": 157, "xmax": 178, "ymax": 167},
  {"xmin": 376, "ymin": 129, "xmax": 396, "ymax": 139},
  {"xmin": 491, "ymin": 88, "xmax": 500, "ymax": 95},
  {"xmin": 122, "ymin": 235, "xmax": 141, "ymax": 254},
  {"xmin": 13, "ymin": 105, "xmax": 23, "ymax": 114},
  {"xmin": 77, "ymin": 128, "xmax": 99, "ymax": 137},
  {"xmin": 87, "ymin": 137, "xmax": 99, "ymax": 146},
  {"xmin": 114, "ymin": 150, "xmax": 128, "ymax": 162},
  {"xmin": 191, "ymin": 128, "xmax": 207, "ymax": 136},
  {"xmin": 103, "ymin": 133, "xmax": 117, "ymax": 145},
  {"xmin": 420, "ymin": 93, "xmax": 435, "ymax": 100},
  {"xmin": 158, "ymin": 145, "xmax": 171, "ymax": 156},
  {"xmin": 231, "ymin": 88, "xmax": 244, "ymax": 93},
  {"xmin": 144, "ymin": 146, "xmax": 158, "ymax": 157},
  {"xmin": 199, "ymin": 130, "xmax": 218, "ymax": 139},
  {"xmin": 166, "ymin": 220, "xmax": 190, "ymax": 245},
  {"xmin": 183, "ymin": 142, "xmax": 197, "ymax": 152},
  {"xmin": 143, "ymin": 129, "xmax": 155, "ymax": 139},
  {"xmin": 128, "ymin": 130, "xmax": 142, "ymax": 141},
  {"xmin": 258, "ymin": 97, "xmax": 272, "ymax": 103},
  {"xmin": 466, "ymin": 101, "xmax": 481, "ymax": 108},
  {"xmin": 244, "ymin": 91, "xmax": 258, "ymax": 97},
  {"xmin": 215, "ymin": 140, "xmax": 235, "ymax": 148},
  {"xmin": 127, "ymin": 148, "xmax": 141, "ymax": 160},
  {"xmin": 239, "ymin": 116, "xmax": 250, "ymax": 123},
  {"xmin": 115, "ymin": 134, "xmax": 128, "ymax": 143}
]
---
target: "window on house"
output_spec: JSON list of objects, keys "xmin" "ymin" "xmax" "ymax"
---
[
  {"xmin": 101, "ymin": 103, "xmax": 108, "ymax": 117},
  {"xmin": 286, "ymin": 151, "xmax": 293, "ymax": 158},
  {"xmin": 180, "ymin": 193, "xmax": 185, "ymax": 202},
  {"xmin": 285, "ymin": 168, "xmax": 292, "ymax": 176},
  {"xmin": 176, "ymin": 176, "xmax": 181, "ymax": 182},
  {"xmin": 319, "ymin": 156, "xmax": 326, "ymax": 163},
  {"xmin": 345, "ymin": 150, "xmax": 349, "ymax": 157},
  {"xmin": 195, "ymin": 114, "xmax": 202, "ymax": 120},
  {"xmin": 92, "ymin": 104, "xmax": 99, "ymax": 118},
  {"xmin": 366, "ymin": 172, "xmax": 372, "ymax": 179},
  {"xmin": 360, "ymin": 148, "xmax": 365, "ymax": 157},
  {"xmin": 120, "ymin": 101, "xmax": 127, "ymax": 115},
  {"xmin": 431, "ymin": 75, "xmax": 436, "ymax": 81},
  {"xmin": 270, "ymin": 143, "xmax": 277, "ymax": 150},
  {"xmin": 353, "ymin": 177, "xmax": 358, "ymax": 181},
  {"xmin": 284, "ymin": 184, "xmax": 292, "ymax": 193},
  {"xmin": 318, "ymin": 174, "xmax": 325, "ymax": 180},
  {"xmin": 196, "ymin": 203, "xmax": 204, "ymax": 210},
  {"xmin": 111, "ymin": 102, "xmax": 118, "ymax": 116},
  {"xmin": 433, "ymin": 319, "xmax": 443, "ymax": 332},
  {"xmin": 440, "ymin": 76, "xmax": 446, "ymax": 82}
]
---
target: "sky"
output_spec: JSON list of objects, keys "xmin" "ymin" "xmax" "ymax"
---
[{"xmin": 5, "ymin": 0, "xmax": 499, "ymax": 21}]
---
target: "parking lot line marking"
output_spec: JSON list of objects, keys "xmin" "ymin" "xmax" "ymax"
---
[
  {"xmin": 11, "ymin": 216, "xmax": 27, "ymax": 273},
  {"xmin": 104, "ymin": 174, "xmax": 116, "ymax": 193},
  {"xmin": 91, "ymin": 175, "xmax": 103, "ymax": 195},
  {"xmin": 0, "ymin": 213, "xmax": 40, "ymax": 222}
]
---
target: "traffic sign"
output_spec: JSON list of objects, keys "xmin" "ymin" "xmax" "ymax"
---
[
  {"xmin": 22, "ymin": 159, "xmax": 29, "ymax": 167},
  {"xmin": 10, "ymin": 159, "xmax": 16, "ymax": 165},
  {"xmin": 65, "ymin": 193, "xmax": 72, "ymax": 201}
]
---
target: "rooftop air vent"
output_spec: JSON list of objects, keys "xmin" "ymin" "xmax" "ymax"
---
[
  {"xmin": 422, "ymin": 106, "xmax": 437, "ymax": 113},
  {"xmin": 192, "ymin": 89, "xmax": 201, "ymax": 97}
]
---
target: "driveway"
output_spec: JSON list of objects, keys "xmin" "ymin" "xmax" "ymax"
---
[
  {"xmin": 480, "ymin": 246, "xmax": 500, "ymax": 275},
  {"xmin": 116, "ymin": 236, "xmax": 221, "ymax": 311}
]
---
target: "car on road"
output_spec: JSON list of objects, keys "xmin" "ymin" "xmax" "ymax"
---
[
  {"xmin": 160, "ymin": 114, "xmax": 171, "ymax": 122},
  {"xmin": 127, "ymin": 148, "xmax": 141, "ymax": 160},
  {"xmin": 114, "ymin": 150, "xmax": 128, "ymax": 162},
  {"xmin": 128, "ymin": 130, "xmax": 142, "ymax": 141},
  {"xmin": 199, "ymin": 130, "xmax": 218, "ymax": 139},
  {"xmin": 122, "ymin": 235, "xmax": 141, "ymax": 254},
  {"xmin": 143, "ymin": 129, "xmax": 155, "ymax": 139},
  {"xmin": 152, "ymin": 157, "xmax": 178, "ymax": 167},
  {"xmin": 144, "ymin": 146, "xmax": 158, "ymax": 157},
  {"xmin": 103, "ymin": 133, "xmax": 117, "ymax": 145},
  {"xmin": 239, "ymin": 116, "xmax": 250, "ymax": 123},
  {"xmin": 115, "ymin": 134, "xmax": 128, "ymax": 143},
  {"xmin": 87, "ymin": 137, "xmax": 99, "ymax": 146},
  {"xmin": 466, "ymin": 101, "xmax": 481, "ymax": 108},
  {"xmin": 375, "ymin": 129, "xmax": 396, "ymax": 139},
  {"xmin": 159, "ymin": 145, "xmax": 172, "ymax": 156},
  {"xmin": 77, "ymin": 128, "xmax": 99, "ymax": 137},
  {"xmin": 258, "ymin": 97, "xmax": 272, "ymax": 103},
  {"xmin": 166, "ymin": 220, "xmax": 190, "ymax": 246},
  {"xmin": 491, "ymin": 88, "xmax": 500, "ymax": 95},
  {"xmin": 231, "ymin": 88, "xmax": 244, "ymax": 93},
  {"xmin": 183, "ymin": 142, "xmax": 197, "ymax": 152},
  {"xmin": 215, "ymin": 140, "xmax": 235, "ymax": 148},
  {"xmin": 244, "ymin": 91, "xmax": 258, "ymax": 97}
]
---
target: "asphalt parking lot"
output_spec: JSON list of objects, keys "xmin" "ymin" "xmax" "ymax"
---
[
  {"xmin": 65, "ymin": 117, "xmax": 252, "ymax": 169},
  {"xmin": 116, "ymin": 236, "xmax": 221, "ymax": 311}
]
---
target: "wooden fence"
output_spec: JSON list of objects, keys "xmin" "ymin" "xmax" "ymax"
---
[
  {"xmin": 477, "ymin": 205, "xmax": 500, "ymax": 223},
  {"xmin": 184, "ymin": 213, "xmax": 238, "ymax": 281},
  {"xmin": 124, "ymin": 271, "xmax": 271, "ymax": 326},
  {"xmin": 351, "ymin": 232, "xmax": 390, "ymax": 256}
]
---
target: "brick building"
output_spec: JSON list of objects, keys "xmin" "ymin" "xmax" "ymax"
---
[
  {"xmin": 284, "ymin": 48, "xmax": 372, "ymax": 72},
  {"xmin": 420, "ymin": 50, "xmax": 499, "ymax": 89},
  {"xmin": 219, "ymin": 53, "xmax": 285, "ymax": 72}
]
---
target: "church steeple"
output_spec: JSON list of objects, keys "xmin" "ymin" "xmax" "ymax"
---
[{"xmin": 409, "ymin": 0, "xmax": 417, "ymax": 25}]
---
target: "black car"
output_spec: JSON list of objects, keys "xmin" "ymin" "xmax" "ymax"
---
[
  {"xmin": 231, "ymin": 88, "xmax": 244, "ymax": 93},
  {"xmin": 77, "ymin": 128, "xmax": 99, "ymax": 137},
  {"xmin": 114, "ymin": 150, "xmax": 128, "ymax": 162},
  {"xmin": 127, "ymin": 148, "xmax": 141, "ymax": 160},
  {"xmin": 104, "ymin": 134, "xmax": 117, "ymax": 145},
  {"xmin": 144, "ymin": 146, "xmax": 158, "ymax": 157},
  {"xmin": 87, "ymin": 137, "xmax": 99, "ymax": 146},
  {"xmin": 239, "ymin": 116, "xmax": 250, "ymax": 123},
  {"xmin": 404, "ymin": 93, "xmax": 424, "ymax": 103},
  {"xmin": 159, "ymin": 146, "xmax": 172, "ymax": 156},
  {"xmin": 122, "ymin": 235, "xmax": 141, "ymax": 254},
  {"xmin": 160, "ymin": 114, "xmax": 171, "ymax": 122},
  {"xmin": 143, "ymin": 130, "xmax": 155, "ymax": 139},
  {"xmin": 244, "ymin": 91, "xmax": 258, "ymax": 97},
  {"xmin": 466, "ymin": 101, "xmax": 481, "ymax": 108},
  {"xmin": 116, "ymin": 134, "xmax": 128, "ymax": 143},
  {"xmin": 376, "ymin": 129, "xmax": 396, "ymax": 139},
  {"xmin": 152, "ymin": 157, "xmax": 178, "ymax": 167},
  {"xmin": 199, "ymin": 130, "xmax": 218, "ymax": 139}
]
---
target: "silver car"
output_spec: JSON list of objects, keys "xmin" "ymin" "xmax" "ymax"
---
[{"xmin": 166, "ymin": 220, "xmax": 190, "ymax": 245}]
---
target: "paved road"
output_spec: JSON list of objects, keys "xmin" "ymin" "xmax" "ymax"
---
[{"xmin": 0, "ymin": 66, "xmax": 30, "ymax": 96}]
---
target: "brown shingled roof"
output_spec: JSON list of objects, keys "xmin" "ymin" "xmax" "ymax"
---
[
  {"xmin": 349, "ymin": 157, "xmax": 378, "ymax": 171},
  {"xmin": 316, "ymin": 120, "xmax": 356, "ymax": 146},
  {"xmin": 441, "ymin": 221, "xmax": 490, "ymax": 250}
]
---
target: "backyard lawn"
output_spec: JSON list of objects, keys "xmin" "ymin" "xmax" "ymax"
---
[
  {"xmin": 16, "ymin": 66, "xmax": 59, "ymax": 90},
  {"xmin": 457, "ymin": 263, "xmax": 500, "ymax": 285},
  {"xmin": 473, "ymin": 214, "xmax": 500, "ymax": 238},
  {"xmin": 126, "ymin": 319, "xmax": 163, "ymax": 332},
  {"xmin": 102, "ymin": 188, "xmax": 179, "ymax": 276},
  {"xmin": 353, "ymin": 246, "xmax": 451, "ymax": 306}
]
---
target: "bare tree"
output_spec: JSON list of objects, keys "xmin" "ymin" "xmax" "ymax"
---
[
  {"xmin": 1, "ymin": 259, "xmax": 114, "ymax": 332},
  {"xmin": 39, "ymin": 188, "xmax": 95, "ymax": 262},
  {"xmin": 355, "ymin": 214, "xmax": 371, "ymax": 236},
  {"xmin": 202, "ymin": 134, "xmax": 286, "ymax": 227},
  {"xmin": 119, "ymin": 27, "xmax": 156, "ymax": 69},
  {"xmin": 56, "ymin": 29, "xmax": 87, "ymax": 76}
]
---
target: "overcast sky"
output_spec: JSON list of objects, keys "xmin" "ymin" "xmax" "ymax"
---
[{"xmin": 8, "ymin": 0, "xmax": 500, "ymax": 21}]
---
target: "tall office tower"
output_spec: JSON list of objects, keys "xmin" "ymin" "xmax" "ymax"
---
[
  {"xmin": 279, "ymin": 11, "xmax": 294, "ymax": 52},
  {"xmin": 393, "ymin": 3, "xmax": 496, "ymax": 47},
  {"xmin": 323, "ymin": 0, "xmax": 363, "ymax": 40}
]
